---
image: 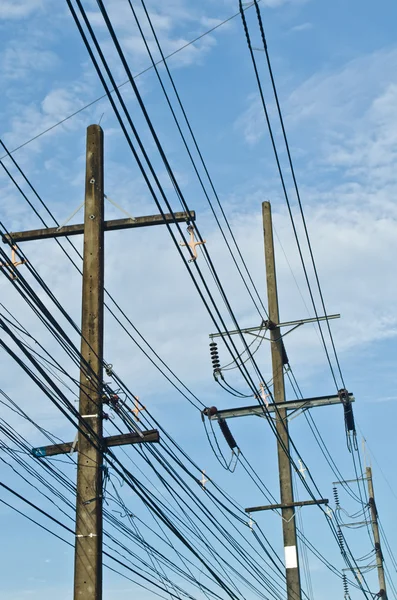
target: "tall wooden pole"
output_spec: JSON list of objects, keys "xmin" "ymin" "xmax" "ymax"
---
[
  {"xmin": 74, "ymin": 124, "xmax": 105, "ymax": 600},
  {"xmin": 366, "ymin": 467, "xmax": 388, "ymax": 599},
  {"xmin": 263, "ymin": 201, "xmax": 301, "ymax": 600},
  {"xmin": 7, "ymin": 125, "xmax": 196, "ymax": 598}
]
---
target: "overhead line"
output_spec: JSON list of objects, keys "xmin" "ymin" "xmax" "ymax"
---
[
  {"xmin": 130, "ymin": 0, "xmax": 267, "ymax": 319},
  {"xmin": 238, "ymin": 1, "xmax": 340, "ymax": 391},
  {"xmin": 252, "ymin": 0, "xmax": 346, "ymax": 389},
  {"xmin": 0, "ymin": 2, "xmax": 260, "ymax": 161}
]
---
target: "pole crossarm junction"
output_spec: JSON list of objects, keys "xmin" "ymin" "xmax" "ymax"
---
[
  {"xmin": 209, "ymin": 313, "xmax": 340, "ymax": 339},
  {"xmin": 3, "ymin": 211, "xmax": 195, "ymax": 244},
  {"xmin": 7, "ymin": 126, "xmax": 192, "ymax": 600},
  {"xmin": 208, "ymin": 393, "xmax": 355, "ymax": 420},
  {"xmin": 245, "ymin": 499, "xmax": 329, "ymax": 513},
  {"xmin": 262, "ymin": 201, "xmax": 301, "ymax": 599},
  {"xmin": 32, "ymin": 430, "xmax": 160, "ymax": 458}
]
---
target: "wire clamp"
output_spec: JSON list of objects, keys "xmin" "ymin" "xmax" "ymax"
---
[
  {"xmin": 104, "ymin": 363, "xmax": 113, "ymax": 377},
  {"xmin": 32, "ymin": 447, "xmax": 47, "ymax": 458},
  {"xmin": 83, "ymin": 497, "xmax": 97, "ymax": 506},
  {"xmin": 0, "ymin": 245, "xmax": 27, "ymax": 280},
  {"xmin": 180, "ymin": 225, "xmax": 206, "ymax": 262},
  {"xmin": 259, "ymin": 382, "xmax": 270, "ymax": 407},
  {"xmin": 200, "ymin": 470, "xmax": 208, "ymax": 489},
  {"xmin": 298, "ymin": 459, "xmax": 307, "ymax": 479},
  {"xmin": 131, "ymin": 397, "xmax": 145, "ymax": 421}
]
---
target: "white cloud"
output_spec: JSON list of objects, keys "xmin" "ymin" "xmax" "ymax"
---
[
  {"xmin": 290, "ymin": 22, "xmax": 313, "ymax": 32},
  {"xmin": 373, "ymin": 396, "xmax": 397, "ymax": 403},
  {"xmin": 230, "ymin": 46, "xmax": 397, "ymax": 383},
  {"xmin": 234, "ymin": 94, "xmax": 265, "ymax": 146},
  {"xmin": 236, "ymin": 47, "xmax": 397, "ymax": 150},
  {"xmin": 287, "ymin": 48, "xmax": 397, "ymax": 129},
  {"xmin": 217, "ymin": 0, "xmax": 309, "ymax": 7},
  {"xmin": 1, "ymin": 45, "xmax": 58, "ymax": 80},
  {"xmin": 0, "ymin": 0, "xmax": 43, "ymax": 20}
]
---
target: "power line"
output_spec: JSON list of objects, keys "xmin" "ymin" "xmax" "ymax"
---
[
  {"xmin": 127, "ymin": 0, "xmax": 268, "ymax": 319},
  {"xmin": 251, "ymin": 0, "xmax": 346, "ymax": 389},
  {"xmin": 238, "ymin": 0, "xmax": 341, "ymax": 391},
  {"xmin": 0, "ymin": 2, "xmax": 260, "ymax": 161}
]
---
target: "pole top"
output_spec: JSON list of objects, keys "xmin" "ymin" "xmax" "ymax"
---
[{"xmin": 87, "ymin": 123, "xmax": 103, "ymax": 133}]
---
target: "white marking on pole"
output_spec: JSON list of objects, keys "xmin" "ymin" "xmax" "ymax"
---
[{"xmin": 284, "ymin": 545, "xmax": 298, "ymax": 569}]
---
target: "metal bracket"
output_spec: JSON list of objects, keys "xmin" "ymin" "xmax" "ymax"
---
[
  {"xmin": 245, "ymin": 498, "xmax": 329, "ymax": 513},
  {"xmin": 180, "ymin": 225, "xmax": 206, "ymax": 262},
  {"xmin": 209, "ymin": 314, "xmax": 341, "ymax": 340},
  {"xmin": 131, "ymin": 397, "xmax": 145, "ymax": 421},
  {"xmin": 200, "ymin": 470, "xmax": 208, "ymax": 489},
  {"xmin": 259, "ymin": 382, "xmax": 270, "ymax": 407},
  {"xmin": 0, "ymin": 245, "xmax": 27, "ymax": 279}
]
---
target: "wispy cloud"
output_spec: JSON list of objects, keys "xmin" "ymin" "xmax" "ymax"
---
[
  {"xmin": 373, "ymin": 396, "xmax": 397, "ymax": 403},
  {"xmin": 0, "ymin": 44, "xmax": 59, "ymax": 81},
  {"xmin": 0, "ymin": 0, "xmax": 44, "ymax": 20},
  {"xmin": 290, "ymin": 22, "xmax": 313, "ymax": 32}
]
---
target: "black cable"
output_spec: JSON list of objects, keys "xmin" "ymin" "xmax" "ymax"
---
[
  {"xmin": 0, "ymin": 10, "xmax": 366, "ymax": 596},
  {"xmin": 1, "ymin": 404, "xmax": 270, "ymax": 600},
  {"xmin": 128, "ymin": 0, "xmax": 267, "ymax": 320},
  {"xmin": 65, "ymin": 0, "xmax": 269, "ymax": 411},
  {"xmin": 238, "ymin": 0, "xmax": 341, "ymax": 390},
  {"xmin": 0, "ymin": 0, "xmax": 332, "ymax": 536},
  {"xmin": 1, "ymin": 406, "xmax": 234, "ymax": 600},
  {"xmin": 0, "ymin": 140, "xmax": 205, "ymax": 412},
  {"xmin": 0, "ymin": 3, "xmax": 260, "ymax": 162},
  {"xmin": 252, "ymin": 0, "xmax": 346, "ymax": 389},
  {"xmin": 55, "ymin": 1, "xmax": 327, "ymax": 517}
]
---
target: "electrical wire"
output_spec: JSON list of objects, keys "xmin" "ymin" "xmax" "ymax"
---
[
  {"xmin": 238, "ymin": 0, "xmax": 342, "ymax": 391},
  {"xmin": 0, "ymin": 3, "xmax": 261, "ymax": 161}
]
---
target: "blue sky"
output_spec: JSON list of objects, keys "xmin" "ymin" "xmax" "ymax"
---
[{"xmin": 1, "ymin": 1, "xmax": 397, "ymax": 599}]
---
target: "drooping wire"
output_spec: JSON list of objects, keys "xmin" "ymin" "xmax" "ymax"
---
[
  {"xmin": 238, "ymin": 0, "xmax": 341, "ymax": 391},
  {"xmin": 251, "ymin": 0, "xmax": 346, "ymax": 388},
  {"xmin": 0, "ymin": 2, "xmax": 261, "ymax": 162}
]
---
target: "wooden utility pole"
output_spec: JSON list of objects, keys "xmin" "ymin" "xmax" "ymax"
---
[
  {"xmin": 206, "ymin": 202, "xmax": 353, "ymax": 599},
  {"xmin": 366, "ymin": 467, "xmax": 388, "ymax": 599},
  {"xmin": 263, "ymin": 201, "xmax": 301, "ymax": 600},
  {"xmin": 5, "ymin": 124, "xmax": 196, "ymax": 600},
  {"xmin": 73, "ymin": 124, "xmax": 104, "ymax": 599}
]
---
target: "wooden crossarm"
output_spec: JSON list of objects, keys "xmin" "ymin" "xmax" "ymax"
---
[{"xmin": 32, "ymin": 429, "xmax": 159, "ymax": 457}]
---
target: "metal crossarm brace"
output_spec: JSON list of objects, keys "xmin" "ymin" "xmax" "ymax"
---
[
  {"xmin": 245, "ymin": 499, "xmax": 329, "ymax": 513},
  {"xmin": 209, "ymin": 313, "xmax": 340, "ymax": 339},
  {"xmin": 208, "ymin": 393, "xmax": 355, "ymax": 420}
]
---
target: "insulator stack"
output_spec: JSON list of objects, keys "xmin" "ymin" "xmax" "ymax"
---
[
  {"xmin": 218, "ymin": 418, "xmax": 238, "ymax": 450},
  {"xmin": 333, "ymin": 486, "xmax": 340, "ymax": 508},
  {"xmin": 343, "ymin": 573, "xmax": 350, "ymax": 599},
  {"xmin": 338, "ymin": 388, "xmax": 356, "ymax": 432},
  {"xmin": 337, "ymin": 526, "xmax": 345, "ymax": 555},
  {"xmin": 209, "ymin": 342, "xmax": 221, "ymax": 372},
  {"xmin": 281, "ymin": 340, "xmax": 289, "ymax": 365}
]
